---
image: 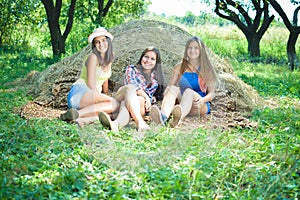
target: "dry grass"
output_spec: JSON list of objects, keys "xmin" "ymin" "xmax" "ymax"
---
[{"xmin": 19, "ymin": 20, "xmax": 264, "ymax": 124}]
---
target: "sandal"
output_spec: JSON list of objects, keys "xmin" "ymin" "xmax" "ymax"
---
[
  {"xmin": 98, "ymin": 111, "xmax": 119, "ymax": 132},
  {"xmin": 169, "ymin": 105, "xmax": 182, "ymax": 128},
  {"xmin": 60, "ymin": 108, "xmax": 79, "ymax": 121}
]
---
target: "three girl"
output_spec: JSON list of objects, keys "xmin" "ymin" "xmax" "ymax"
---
[{"xmin": 61, "ymin": 28, "xmax": 217, "ymax": 130}]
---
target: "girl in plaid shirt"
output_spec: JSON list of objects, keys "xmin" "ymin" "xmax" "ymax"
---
[{"xmin": 98, "ymin": 46, "xmax": 164, "ymax": 132}]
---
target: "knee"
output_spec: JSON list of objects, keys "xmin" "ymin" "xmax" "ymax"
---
[
  {"xmin": 182, "ymin": 88, "xmax": 194, "ymax": 97},
  {"xmin": 126, "ymin": 84, "xmax": 138, "ymax": 92},
  {"xmin": 165, "ymin": 85, "xmax": 180, "ymax": 98},
  {"xmin": 115, "ymin": 84, "xmax": 137, "ymax": 101},
  {"xmin": 122, "ymin": 84, "xmax": 138, "ymax": 96},
  {"xmin": 112, "ymin": 98, "xmax": 120, "ymax": 111}
]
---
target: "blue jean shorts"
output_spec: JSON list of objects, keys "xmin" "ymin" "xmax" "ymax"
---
[
  {"xmin": 67, "ymin": 84, "xmax": 89, "ymax": 109},
  {"xmin": 206, "ymin": 102, "xmax": 211, "ymax": 114}
]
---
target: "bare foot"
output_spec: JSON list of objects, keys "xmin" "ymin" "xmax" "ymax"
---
[{"xmin": 137, "ymin": 122, "xmax": 150, "ymax": 132}]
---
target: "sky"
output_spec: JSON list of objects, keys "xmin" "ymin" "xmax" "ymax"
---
[
  {"xmin": 148, "ymin": 0, "xmax": 206, "ymax": 17},
  {"xmin": 148, "ymin": 0, "xmax": 297, "ymax": 20}
]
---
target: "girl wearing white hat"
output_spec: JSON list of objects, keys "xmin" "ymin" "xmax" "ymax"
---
[{"xmin": 60, "ymin": 27, "xmax": 119, "ymax": 126}]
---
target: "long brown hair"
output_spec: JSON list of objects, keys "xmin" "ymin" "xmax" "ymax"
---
[
  {"xmin": 136, "ymin": 46, "xmax": 164, "ymax": 85},
  {"xmin": 136, "ymin": 46, "xmax": 165, "ymax": 100},
  {"xmin": 92, "ymin": 37, "xmax": 114, "ymax": 66},
  {"xmin": 180, "ymin": 36, "xmax": 218, "ymax": 90}
]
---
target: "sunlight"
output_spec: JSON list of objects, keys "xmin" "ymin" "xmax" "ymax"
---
[
  {"xmin": 148, "ymin": 0, "xmax": 208, "ymax": 17},
  {"xmin": 149, "ymin": 0, "xmax": 297, "ymax": 21}
]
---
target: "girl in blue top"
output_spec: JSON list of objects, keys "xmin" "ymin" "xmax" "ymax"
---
[{"xmin": 150, "ymin": 36, "xmax": 218, "ymax": 128}]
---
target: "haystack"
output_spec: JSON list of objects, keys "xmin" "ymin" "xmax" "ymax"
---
[{"xmin": 20, "ymin": 20, "xmax": 263, "ymax": 127}]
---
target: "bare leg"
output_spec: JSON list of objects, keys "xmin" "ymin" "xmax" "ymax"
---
[
  {"xmin": 77, "ymin": 100, "xmax": 119, "ymax": 118},
  {"xmin": 180, "ymin": 88, "xmax": 208, "ymax": 117},
  {"xmin": 114, "ymin": 101, "xmax": 130, "ymax": 128},
  {"xmin": 61, "ymin": 89, "xmax": 120, "ymax": 126},
  {"xmin": 72, "ymin": 101, "xmax": 119, "ymax": 127},
  {"xmin": 179, "ymin": 88, "xmax": 194, "ymax": 119},
  {"xmin": 115, "ymin": 84, "xmax": 149, "ymax": 130},
  {"xmin": 163, "ymin": 88, "xmax": 196, "ymax": 128},
  {"xmin": 161, "ymin": 85, "xmax": 181, "ymax": 118},
  {"xmin": 79, "ymin": 90, "xmax": 115, "ymax": 108},
  {"xmin": 75, "ymin": 116, "xmax": 98, "ymax": 127},
  {"xmin": 138, "ymin": 96, "xmax": 146, "ymax": 116}
]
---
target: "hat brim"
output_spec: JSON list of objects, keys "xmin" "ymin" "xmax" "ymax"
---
[{"xmin": 88, "ymin": 31, "xmax": 113, "ymax": 43}]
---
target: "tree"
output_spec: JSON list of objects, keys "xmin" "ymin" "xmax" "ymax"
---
[
  {"xmin": 268, "ymin": 0, "xmax": 300, "ymax": 70},
  {"xmin": 75, "ymin": 0, "xmax": 113, "ymax": 26},
  {"xmin": 42, "ymin": 0, "xmax": 148, "ymax": 58},
  {"xmin": 75, "ymin": 0, "xmax": 148, "ymax": 28},
  {"xmin": 181, "ymin": 11, "xmax": 197, "ymax": 26},
  {"xmin": 102, "ymin": 0, "xmax": 149, "ymax": 27},
  {"xmin": 41, "ymin": 0, "xmax": 77, "ymax": 58},
  {"xmin": 215, "ymin": 0, "xmax": 275, "ymax": 58},
  {"xmin": 0, "ymin": 0, "xmax": 41, "ymax": 48}
]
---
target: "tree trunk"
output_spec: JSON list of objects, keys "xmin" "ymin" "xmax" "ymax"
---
[
  {"xmin": 95, "ymin": 0, "xmax": 114, "ymax": 26},
  {"xmin": 246, "ymin": 34, "xmax": 260, "ymax": 58},
  {"xmin": 214, "ymin": 0, "xmax": 274, "ymax": 60},
  {"xmin": 287, "ymin": 31, "xmax": 299, "ymax": 71},
  {"xmin": 49, "ymin": 24, "xmax": 65, "ymax": 57},
  {"xmin": 269, "ymin": 0, "xmax": 300, "ymax": 71},
  {"xmin": 41, "ymin": 0, "xmax": 76, "ymax": 58}
]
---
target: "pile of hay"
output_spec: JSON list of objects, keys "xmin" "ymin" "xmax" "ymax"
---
[{"xmin": 19, "ymin": 19, "xmax": 263, "ymax": 127}]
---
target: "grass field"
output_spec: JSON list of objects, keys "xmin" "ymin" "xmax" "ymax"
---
[{"xmin": 0, "ymin": 22, "xmax": 299, "ymax": 199}]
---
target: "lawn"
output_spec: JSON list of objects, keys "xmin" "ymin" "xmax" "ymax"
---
[{"xmin": 0, "ymin": 23, "xmax": 299, "ymax": 199}]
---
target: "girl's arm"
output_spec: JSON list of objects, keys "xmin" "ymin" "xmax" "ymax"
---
[
  {"xmin": 163, "ymin": 63, "xmax": 182, "ymax": 96},
  {"xmin": 168, "ymin": 63, "xmax": 182, "ymax": 86},
  {"xmin": 86, "ymin": 53, "xmax": 98, "ymax": 91},
  {"xmin": 102, "ymin": 79, "xmax": 109, "ymax": 94},
  {"xmin": 136, "ymin": 89, "xmax": 151, "ymax": 112},
  {"xmin": 194, "ymin": 85, "xmax": 215, "ymax": 106}
]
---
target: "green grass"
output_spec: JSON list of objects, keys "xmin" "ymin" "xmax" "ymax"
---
[{"xmin": 0, "ymin": 23, "xmax": 299, "ymax": 199}]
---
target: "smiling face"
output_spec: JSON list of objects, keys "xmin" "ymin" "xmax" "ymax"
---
[
  {"xmin": 187, "ymin": 41, "xmax": 200, "ymax": 60},
  {"xmin": 141, "ymin": 51, "xmax": 157, "ymax": 73},
  {"xmin": 93, "ymin": 35, "xmax": 108, "ymax": 54}
]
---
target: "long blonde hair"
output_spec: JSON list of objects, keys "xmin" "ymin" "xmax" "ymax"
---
[{"xmin": 180, "ymin": 36, "xmax": 218, "ymax": 90}]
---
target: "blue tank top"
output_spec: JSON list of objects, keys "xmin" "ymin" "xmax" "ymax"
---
[{"xmin": 179, "ymin": 72, "xmax": 206, "ymax": 97}]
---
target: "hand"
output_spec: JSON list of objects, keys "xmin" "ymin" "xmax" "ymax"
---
[
  {"xmin": 193, "ymin": 97, "xmax": 204, "ymax": 107},
  {"xmin": 144, "ymin": 96, "xmax": 151, "ymax": 112}
]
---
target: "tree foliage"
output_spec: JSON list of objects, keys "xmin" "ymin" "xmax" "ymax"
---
[
  {"xmin": 75, "ymin": 0, "xmax": 149, "ymax": 28},
  {"xmin": 75, "ymin": 0, "xmax": 113, "ymax": 26},
  {"xmin": 42, "ymin": 0, "xmax": 149, "ymax": 58},
  {"xmin": 0, "ymin": 0, "xmax": 42, "ymax": 48},
  {"xmin": 214, "ymin": 0, "xmax": 275, "ymax": 58},
  {"xmin": 0, "ymin": 0, "xmax": 148, "ymax": 58},
  {"xmin": 102, "ymin": 0, "xmax": 150, "ymax": 28}
]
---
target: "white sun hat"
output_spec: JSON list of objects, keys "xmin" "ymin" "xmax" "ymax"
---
[{"xmin": 88, "ymin": 27, "xmax": 113, "ymax": 43}]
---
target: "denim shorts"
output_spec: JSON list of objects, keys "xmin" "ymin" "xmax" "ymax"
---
[
  {"xmin": 206, "ymin": 102, "xmax": 211, "ymax": 114},
  {"xmin": 67, "ymin": 84, "xmax": 89, "ymax": 109}
]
